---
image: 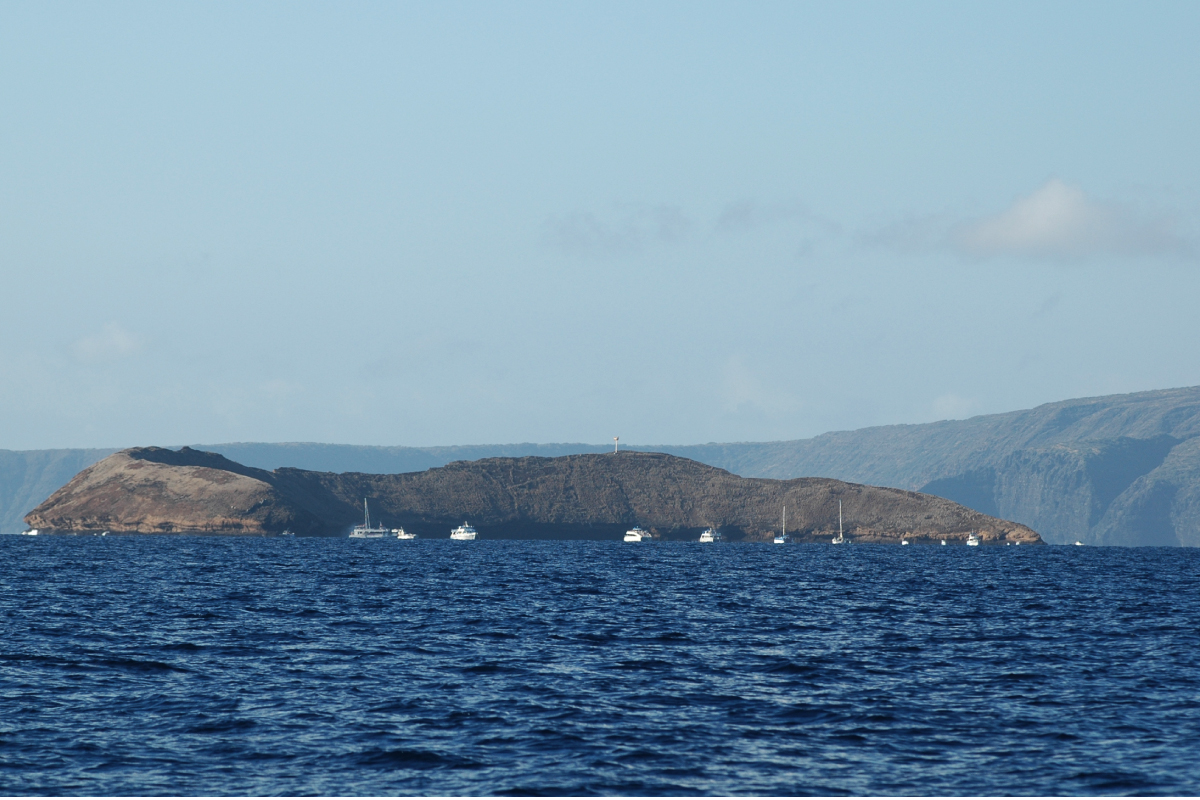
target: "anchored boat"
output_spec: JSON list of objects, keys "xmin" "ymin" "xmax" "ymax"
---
[
  {"xmin": 349, "ymin": 499, "xmax": 388, "ymax": 538},
  {"xmin": 624, "ymin": 526, "xmax": 649, "ymax": 542},
  {"xmin": 832, "ymin": 500, "xmax": 845, "ymax": 544},
  {"xmin": 450, "ymin": 522, "xmax": 477, "ymax": 540}
]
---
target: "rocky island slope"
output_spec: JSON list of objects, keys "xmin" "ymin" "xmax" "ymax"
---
[{"xmin": 26, "ymin": 447, "xmax": 1041, "ymax": 543}]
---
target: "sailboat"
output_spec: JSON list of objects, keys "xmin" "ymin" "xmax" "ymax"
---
[
  {"xmin": 831, "ymin": 500, "xmax": 845, "ymax": 544},
  {"xmin": 349, "ymin": 499, "xmax": 388, "ymax": 538},
  {"xmin": 774, "ymin": 507, "xmax": 788, "ymax": 544}
]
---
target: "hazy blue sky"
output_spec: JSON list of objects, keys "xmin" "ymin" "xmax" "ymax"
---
[{"xmin": 2, "ymin": 1, "xmax": 1198, "ymax": 449}]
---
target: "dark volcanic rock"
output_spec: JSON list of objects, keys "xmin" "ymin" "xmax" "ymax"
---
[{"xmin": 26, "ymin": 447, "xmax": 1042, "ymax": 543}]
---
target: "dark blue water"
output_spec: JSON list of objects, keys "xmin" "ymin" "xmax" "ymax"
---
[{"xmin": 2, "ymin": 538, "xmax": 1199, "ymax": 796}]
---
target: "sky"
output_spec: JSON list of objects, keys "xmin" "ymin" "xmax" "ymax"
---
[{"xmin": 2, "ymin": 1, "xmax": 1199, "ymax": 450}]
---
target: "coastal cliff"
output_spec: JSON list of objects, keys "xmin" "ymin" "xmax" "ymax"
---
[{"xmin": 26, "ymin": 447, "xmax": 1042, "ymax": 543}]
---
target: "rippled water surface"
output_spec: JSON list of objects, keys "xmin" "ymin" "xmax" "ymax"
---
[{"xmin": 2, "ymin": 537, "xmax": 1199, "ymax": 795}]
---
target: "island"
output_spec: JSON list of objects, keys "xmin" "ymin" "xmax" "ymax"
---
[{"xmin": 25, "ymin": 446, "xmax": 1043, "ymax": 543}]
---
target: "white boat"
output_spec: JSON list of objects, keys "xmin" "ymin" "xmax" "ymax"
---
[
  {"xmin": 450, "ymin": 522, "xmax": 477, "ymax": 540},
  {"xmin": 831, "ymin": 501, "xmax": 845, "ymax": 544},
  {"xmin": 699, "ymin": 527, "xmax": 719, "ymax": 543},
  {"xmin": 941, "ymin": 539, "xmax": 947, "ymax": 546},
  {"xmin": 393, "ymin": 528, "xmax": 416, "ymax": 540},
  {"xmin": 624, "ymin": 526, "xmax": 649, "ymax": 542},
  {"xmin": 967, "ymin": 532, "xmax": 981, "ymax": 547},
  {"xmin": 901, "ymin": 539, "xmax": 910, "ymax": 545},
  {"xmin": 349, "ymin": 499, "xmax": 388, "ymax": 538},
  {"xmin": 1074, "ymin": 540, "xmax": 1084, "ymax": 546},
  {"xmin": 21, "ymin": 529, "xmax": 38, "ymax": 536},
  {"xmin": 773, "ymin": 506, "xmax": 788, "ymax": 544},
  {"xmin": 279, "ymin": 529, "xmax": 296, "ymax": 537}
]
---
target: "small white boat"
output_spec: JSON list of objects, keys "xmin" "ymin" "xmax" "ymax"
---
[
  {"xmin": 1074, "ymin": 540, "xmax": 1084, "ymax": 546},
  {"xmin": 941, "ymin": 539, "xmax": 947, "ymax": 546},
  {"xmin": 967, "ymin": 532, "xmax": 981, "ymax": 546},
  {"xmin": 350, "ymin": 499, "xmax": 388, "ymax": 538},
  {"xmin": 831, "ymin": 501, "xmax": 845, "ymax": 544},
  {"xmin": 901, "ymin": 539, "xmax": 910, "ymax": 545},
  {"xmin": 699, "ymin": 527, "xmax": 720, "ymax": 543},
  {"xmin": 450, "ymin": 522, "xmax": 477, "ymax": 541},
  {"xmin": 393, "ymin": 528, "xmax": 416, "ymax": 540},
  {"xmin": 624, "ymin": 526, "xmax": 649, "ymax": 542},
  {"xmin": 21, "ymin": 529, "xmax": 38, "ymax": 536},
  {"xmin": 279, "ymin": 529, "xmax": 296, "ymax": 537}
]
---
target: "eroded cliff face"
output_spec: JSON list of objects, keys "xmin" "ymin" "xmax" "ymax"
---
[
  {"xmin": 26, "ymin": 447, "xmax": 1042, "ymax": 543},
  {"xmin": 25, "ymin": 448, "xmax": 317, "ymax": 534},
  {"xmin": 920, "ymin": 436, "xmax": 1180, "ymax": 545}
]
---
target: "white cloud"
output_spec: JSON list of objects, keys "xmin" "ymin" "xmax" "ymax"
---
[
  {"xmin": 863, "ymin": 180, "xmax": 1192, "ymax": 262},
  {"xmin": 954, "ymin": 179, "xmax": 1189, "ymax": 259},
  {"xmin": 72, "ymin": 323, "xmax": 141, "ymax": 363},
  {"xmin": 542, "ymin": 204, "xmax": 690, "ymax": 257},
  {"xmin": 720, "ymin": 355, "xmax": 799, "ymax": 416},
  {"xmin": 932, "ymin": 393, "xmax": 976, "ymax": 420}
]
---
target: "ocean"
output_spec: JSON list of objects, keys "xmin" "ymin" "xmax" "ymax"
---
[{"xmin": 1, "ymin": 537, "xmax": 1198, "ymax": 795}]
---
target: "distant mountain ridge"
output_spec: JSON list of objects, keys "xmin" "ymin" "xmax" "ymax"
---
[{"xmin": 7, "ymin": 385, "xmax": 1200, "ymax": 545}]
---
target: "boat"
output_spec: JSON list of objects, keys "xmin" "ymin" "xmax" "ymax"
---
[
  {"xmin": 624, "ymin": 526, "xmax": 649, "ymax": 542},
  {"xmin": 774, "ymin": 506, "xmax": 788, "ymax": 544},
  {"xmin": 279, "ymin": 529, "xmax": 296, "ymax": 537},
  {"xmin": 349, "ymin": 499, "xmax": 388, "ymax": 538},
  {"xmin": 967, "ymin": 532, "xmax": 981, "ymax": 547},
  {"xmin": 21, "ymin": 529, "xmax": 38, "ymax": 536},
  {"xmin": 393, "ymin": 528, "xmax": 416, "ymax": 540},
  {"xmin": 901, "ymin": 539, "xmax": 910, "ymax": 545},
  {"xmin": 699, "ymin": 527, "xmax": 720, "ymax": 543},
  {"xmin": 941, "ymin": 539, "xmax": 947, "ymax": 546},
  {"xmin": 831, "ymin": 501, "xmax": 845, "ymax": 544},
  {"xmin": 1074, "ymin": 540, "xmax": 1084, "ymax": 546},
  {"xmin": 450, "ymin": 522, "xmax": 477, "ymax": 541}
]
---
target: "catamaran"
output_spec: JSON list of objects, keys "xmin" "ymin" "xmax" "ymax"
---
[
  {"xmin": 450, "ymin": 522, "xmax": 477, "ymax": 540},
  {"xmin": 624, "ymin": 526, "xmax": 649, "ymax": 542},
  {"xmin": 349, "ymin": 499, "xmax": 388, "ymax": 538},
  {"xmin": 832, "ymin": 500, "xmax": 845, "ymax": 544}
]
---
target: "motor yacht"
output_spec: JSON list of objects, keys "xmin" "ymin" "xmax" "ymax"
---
[
  {"xmin": 699, "ymin": 527, "xmax": 720, "ymax": 543},
  {"xmin": 624, "ymin": 526, "xmax": 649, "ymax": 542},
  {"xmin": 967, "ymin": 532, "xmax": 981, "ymax": 547},
  {"xmin": 451, "ymin": 522, "xmax": 477, "ymax": 540},
  {"xmin": 394, "ymin": 528, "xmax": 416, "ymax": 540}
]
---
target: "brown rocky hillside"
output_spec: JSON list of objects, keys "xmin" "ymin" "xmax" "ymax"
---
[{"xmin": 26, "ymin": 447, "xmax": 1042, "ymax": 544}]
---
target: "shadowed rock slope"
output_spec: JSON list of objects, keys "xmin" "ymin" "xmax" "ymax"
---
[{"xmin": 26, "ymin": 447, "xmax": 1041, "ymax": 544}]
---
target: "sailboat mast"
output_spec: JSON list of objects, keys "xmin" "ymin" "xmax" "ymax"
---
[
  {"xmin": 782, "ymin": 506, "xmax": 786, "ymax": 538},
  {"xmin": 364, "ymin": 498, "xmax": 370, "ymax": 528},
  {"xmin": 838, "ymin": 500, "xmax": 842, "ymax": 537}
]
